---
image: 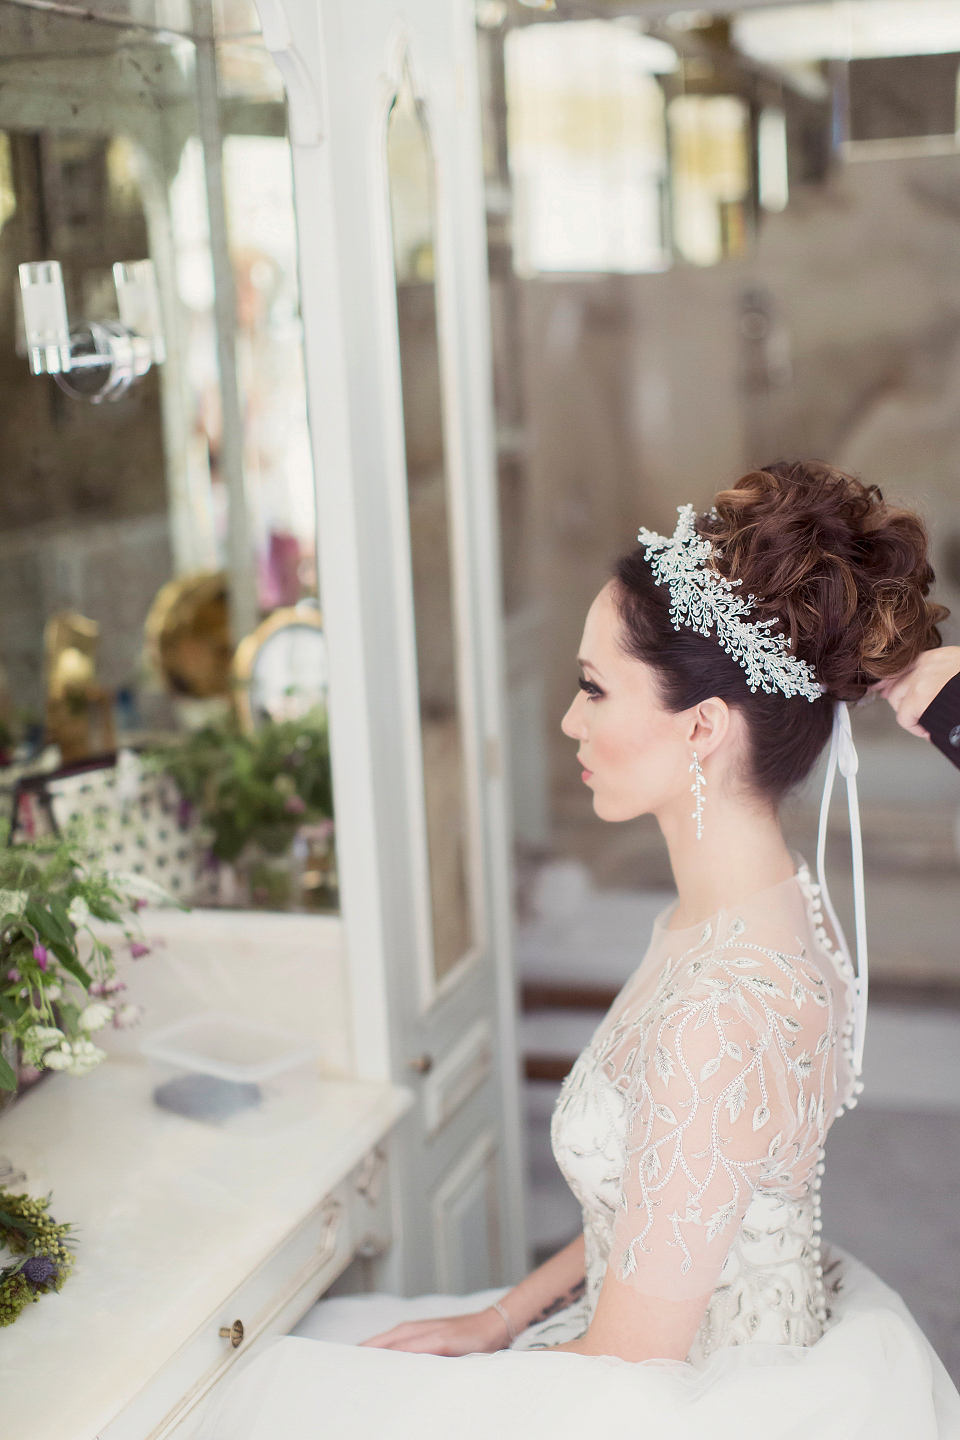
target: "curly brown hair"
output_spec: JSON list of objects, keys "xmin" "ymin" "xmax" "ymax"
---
[{"xmin": 613, "ymin": 461, "xmax": 947, "ymax": 802}]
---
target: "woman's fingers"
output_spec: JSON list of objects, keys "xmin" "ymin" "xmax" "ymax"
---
[
  {"xmin": 359, "ymin": 1310, "xmax": 502, "ymax": 1356},
  {"xmin": 364, "ymin": 1330, "xmax": 457, "ymax": 1354},
  {"xmin": 360, "ymin": 1322, "xmax": 429, "ymax": 1348},
  {"xmin": 875, "ymin": 648, "xmax": 960, "ymax": 736}
]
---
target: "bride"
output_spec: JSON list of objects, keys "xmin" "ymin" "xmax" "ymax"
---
[{"xmin": 202, "ymin": 462, "xmax": 960, "ymax": 1438}]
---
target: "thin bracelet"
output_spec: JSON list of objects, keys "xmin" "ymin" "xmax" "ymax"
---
[{"xmin": 489, "ymin": 1299, "xmax": 517, "ymax": 1345}]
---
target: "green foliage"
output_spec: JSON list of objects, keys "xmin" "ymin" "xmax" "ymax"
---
[
  {"xmin": 0, "ymin": 831, "xmax": 151, "ymax": 1088},
  {"xmin": 151, "ymin": 710, "xmax": 334, "ymax": 863},
  {"xmin": 0, "ymin": 1187, "xmax": 75, "ymax": 1326}
]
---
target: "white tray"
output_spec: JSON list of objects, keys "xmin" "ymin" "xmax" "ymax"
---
[{"xmin": 140, "ymin": 1011, "xmax": 320, "ymax": 1084}]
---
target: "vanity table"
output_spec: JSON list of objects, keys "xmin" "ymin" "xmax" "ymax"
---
[
  {"xmin": 0, "ymin": 0, "xmax": 528, "ymax": 1430},
  {"xmin": 0, "ymin": 912, "xmax": 411, "ymax": 1440}
]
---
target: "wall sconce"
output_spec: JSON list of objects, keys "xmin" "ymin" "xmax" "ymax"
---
[{"xmin": 18, "ymin": 258, "xmax": 165, "ymax": 403}]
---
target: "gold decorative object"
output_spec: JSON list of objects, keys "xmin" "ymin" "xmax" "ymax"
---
[
  {"xmin": 218, "ymin": 1319, "xmax": 244, "ymax": 1347},
  {"xmin": 232, "ymin": 604, "xmax": 326, "ymax": 732},
  {"xmin": 44, "ymin": 610, "xmax": 115, "ymax": 763},
  {"xmin": 145, "ymin": 571, "xmax": 233, "ymax": 699}
]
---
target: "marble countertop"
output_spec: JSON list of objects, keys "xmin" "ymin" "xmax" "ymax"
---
[{"xmin": 0, "ymin": 1057, "xmax": 410, "ymax": 1440}]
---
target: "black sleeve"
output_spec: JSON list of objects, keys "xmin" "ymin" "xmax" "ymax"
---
[{"xmin": 918, "ymin": 672, "xmax": 960, "ymax": 770}]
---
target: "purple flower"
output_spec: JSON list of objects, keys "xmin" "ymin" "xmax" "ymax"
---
[
  {"xmin": 112, "ymin": 1002, "xmax": 143, "ymax": 1029},
  {"xmin": 6, "ymin": 968, "xmax": 19, "ymax": 983},
  {"xmin": 129, "ymin": 941, "xmax": 150, "ymax": 959},
  {"xmin": 89, "ymin": 979, "xmax": 125, "ymax": 997},
  {"xmin": 284, "ymin": 794, "xmax": 306, "ymax": 815},
  {"xmin": 32, "ymin": 944, "xmax": 48, "ymax": 970},
  {"xmin": 21, "ymin": 1255, "xmax": 58, "ymax": 1289}
]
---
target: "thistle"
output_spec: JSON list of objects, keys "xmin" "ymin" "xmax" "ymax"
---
[{"xmin": 0, "ymin": 1186, "xmax": 75, "ymax": 1326}]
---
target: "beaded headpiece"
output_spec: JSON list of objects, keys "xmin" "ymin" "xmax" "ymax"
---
[{"xmin": 637, "ymin": 504, "xmax": 823, "ymax": 703}]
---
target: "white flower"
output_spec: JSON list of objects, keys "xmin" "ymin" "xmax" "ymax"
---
[
  {"xmin": 68, "ymin": 896, "xmax": 90, "ymax": 928},
  {"xmin": 23, "ymin": 1024, "xmax": 63, "ymax": 1047},
  {"xmin": 42, "ymin": 1043, "xmax": 74, "ymax": 1071},
  {"xmin": 68, "ymin": 1039, "xmax": 106, "ymax": 1074},
  {"xmin": 43, "ymin": 982, "xmax": 62, "ymax": 1002},
  {"xmin": 0, "ymin": 889, "xmax": 27, "ymax": 917},
  {"xmin": 78, "ymin": 1002, "xmax": 113, "ymax": 1032},
  {"xmin": 20, "ymin": 1025, "xmax": 64, "ymax": 1066},
  {"xmin": 43, "ymin": 1038, "xmax": 106, "ymax": 1075}
]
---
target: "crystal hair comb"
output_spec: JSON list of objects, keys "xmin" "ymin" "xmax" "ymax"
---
[{"xmin": 637, "ymin": 504, "xmax": 823, "ymax": 703}]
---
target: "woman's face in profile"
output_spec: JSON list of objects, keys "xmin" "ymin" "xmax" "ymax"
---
[{"xmin": 561, "ymin": 584, "xmax": 691, "ymax": 824}]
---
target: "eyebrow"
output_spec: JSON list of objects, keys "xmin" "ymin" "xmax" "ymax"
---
[{"xmin": 577, "ymin": 658, "xmax": 602, "ymax": 677}]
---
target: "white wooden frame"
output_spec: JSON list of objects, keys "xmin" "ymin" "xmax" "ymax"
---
[
  {"xmin": 370, "ymin": 31, "xmax": 488, "ymax": 1013},
  {"xmin": 255, "ymin": 0, "xmax": 528, "ymax": 1283}
]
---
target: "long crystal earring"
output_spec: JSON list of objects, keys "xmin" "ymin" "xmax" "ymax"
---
[{"xmin": 690, "ymin": 751, "xmax": 706, "ymax": 840}]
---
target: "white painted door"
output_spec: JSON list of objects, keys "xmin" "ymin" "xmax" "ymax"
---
[{"xmin": 254, "ymin": 0, "xmax": 526, "ymax": 1291}]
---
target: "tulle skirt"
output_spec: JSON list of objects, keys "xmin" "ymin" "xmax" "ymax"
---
[{"xmin": 199, "ymin": 1249, "xmax": 960, "ymax": 1440}]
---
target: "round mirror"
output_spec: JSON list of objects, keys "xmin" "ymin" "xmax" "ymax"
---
[{"xmin": 233, "ymin": 605, "xmax": 327, "ymax": 729}]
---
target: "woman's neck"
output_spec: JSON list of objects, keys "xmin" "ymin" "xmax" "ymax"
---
[{"xmin": 657, "ymin": 785, "xmax": 795, "ymax": 931}]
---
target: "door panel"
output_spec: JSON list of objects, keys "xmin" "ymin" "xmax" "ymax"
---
[
  {"xmin": 431, "ymin": 1129, "xmax": 503, "ymax": 1293},
  {"xmin": 259, "ymin": 0, "xmax": 526, "ymax": 1292},
  {"xmin": 422, "ymin": 1018, "xmax": 493, "ymax": 1137}
]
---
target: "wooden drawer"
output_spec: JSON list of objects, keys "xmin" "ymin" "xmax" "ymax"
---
[{"xmin": 101, "ymin": 1151, "xmax": 392, "ymax": 1440}]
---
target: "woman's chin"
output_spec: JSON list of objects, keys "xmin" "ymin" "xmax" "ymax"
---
[
  {"xmin": 591, "ymin": 790, "xmax": 645, "ymax": 824},
  {"xmin": 591, "ymin": 793, "xmax": 626, "ymax": 822}
]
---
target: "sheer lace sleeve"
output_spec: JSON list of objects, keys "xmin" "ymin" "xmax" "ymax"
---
[{"xmin": 603, "ymin": 909, "xmax": 844, "ymax": 1301}]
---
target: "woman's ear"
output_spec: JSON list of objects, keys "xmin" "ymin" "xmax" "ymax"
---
[{"xmin": 684, "ymin": 698, "xmax": 730, "ymax": 759}]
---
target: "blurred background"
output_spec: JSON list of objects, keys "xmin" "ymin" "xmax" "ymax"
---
[
  {"xmin": 474, "ymin": 0, "xmax": 960, "ymax": 1382},
  {"xmin": 0, "ymin": 0, "xmax": 959, "ymax": 1397}
]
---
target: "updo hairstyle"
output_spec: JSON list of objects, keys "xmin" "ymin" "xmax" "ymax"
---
[{"xmin": 613, "ymin": 461, "xmax": 948, "ymax": 803}]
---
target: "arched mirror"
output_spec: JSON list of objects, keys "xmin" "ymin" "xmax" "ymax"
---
[
  {"xmin": 0, "ymin": 0, "xmax": 332, "ymax": 916},
  {"xmin": 387, "ymin": 62, "xmax": 478, "ymax": 989}
]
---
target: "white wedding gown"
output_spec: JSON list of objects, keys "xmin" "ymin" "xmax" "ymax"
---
[{"xmin": 201, "ymin": 865, "xmax": 960, "ymax": 1439}]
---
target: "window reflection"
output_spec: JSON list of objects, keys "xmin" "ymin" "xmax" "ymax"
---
[
  {"xmin": 505, "ymin": 20, "xmax": 675, "ymax": 275},
  {"xmin": 668, "ymin": 94, "xmax": 751, "ymax": 266}
]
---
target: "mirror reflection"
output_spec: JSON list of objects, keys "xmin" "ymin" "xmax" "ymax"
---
[
  {"xmin": 0, "ymin": 0, "xmax": 334, "ymax": 915},
  {"xmin": 387, "ymin": 63, "xmax": 477, "ymax": 985}
]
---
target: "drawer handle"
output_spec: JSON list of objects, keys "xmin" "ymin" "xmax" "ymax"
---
[
  {"xmin": 219, "ymin": 1319, "xmax": 245, "ymax": 1348},
  {"xmin": 408, "ymin": 1054, "xmax": 433, "ymax": 1075}
]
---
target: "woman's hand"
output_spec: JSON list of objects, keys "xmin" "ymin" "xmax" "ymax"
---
[
  {"xmin": 874, "ymin": 648, "xmax": 960, "ymax": 737},
  {"xmin": 359, "ymin": 1306, "xmax": 510, "ymax": 1355},
  {"xmin": 360, "ymin": 1236, "xmax": 586, "ymax": 1357}
]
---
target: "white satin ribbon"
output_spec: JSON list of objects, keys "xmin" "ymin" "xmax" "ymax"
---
[{"xmin": 815, "ymin": 701, "xmax": 869, "ymax": 1076}]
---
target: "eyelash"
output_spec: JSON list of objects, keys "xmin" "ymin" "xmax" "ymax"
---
[{"xmin": 578, "ymin": 676, "xmax": 604, "ymax": 701}]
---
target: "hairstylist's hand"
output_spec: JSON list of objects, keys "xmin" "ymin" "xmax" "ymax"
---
[
  {"xmin": 359, "ymin": 1306, "xmax": 510, "ymax": 1355},
  {"xmin": 874, "ymin": 647, "xmax": 960, "ymax": 737}
]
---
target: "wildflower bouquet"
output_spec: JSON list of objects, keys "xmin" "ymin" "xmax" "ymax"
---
[
  {"xmin": 0, "ymin": 833, "xmax": 162, "ymax": 1092},
  {"xmin": 0, "ymin": 1183, "xmax": 74, "ymax": 1325}
]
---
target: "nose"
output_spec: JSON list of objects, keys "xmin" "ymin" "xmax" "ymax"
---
[{"xmin": 561, "ymin": 692, "xmax": 586, "ymax": 740}]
